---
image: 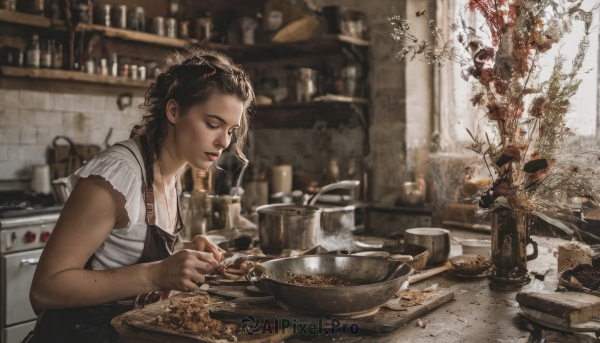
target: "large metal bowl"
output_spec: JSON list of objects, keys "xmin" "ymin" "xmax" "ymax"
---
[{"xmin": 246, "ymin": 255, "xmax": 413, "ymax": 316}]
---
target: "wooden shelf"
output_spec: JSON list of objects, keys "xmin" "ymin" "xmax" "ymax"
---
[
  {"xmin": 225, "ymin": 35, "xmax": 369, "ymax": 61},
  {"xmin": 0, "ymin": 9, "xmax": 65, "ymax": 29},
  {"xmin": 78, "ymin": 24, "xmax": 229, "ymax": 51},
  {"xmin": 250, "ymin": 101, "xmax": 368, "ymax": 129},
  {"xmin": 0, "ymin": 10, "xmax": 369, "ymax": 61},
  {"xmin": 0, "ymin": 66, "xmax": 152, "ymax": 88}
]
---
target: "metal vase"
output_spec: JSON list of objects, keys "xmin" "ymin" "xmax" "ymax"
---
[{"xmin": 490, "ymin": 210, "xmax": 538, "ymax": 290}]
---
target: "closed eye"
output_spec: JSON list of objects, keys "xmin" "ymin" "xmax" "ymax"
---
[{"xmin": 206, "ymin": 122, "xmax": 217, "ymax": 129}]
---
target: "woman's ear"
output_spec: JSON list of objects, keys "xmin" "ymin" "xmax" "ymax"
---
[{"xmin": 165, "ymin": 99, "xmax": 179, "ymax": 124}]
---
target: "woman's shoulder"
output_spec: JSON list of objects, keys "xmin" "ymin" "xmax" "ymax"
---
[
  {"xmin": 67, "ymin": 139, "xmax": 144, "ymax": 194},
  {"xmin": 67, "ymin": 139, "xmax": 145, "ymax": 227}
]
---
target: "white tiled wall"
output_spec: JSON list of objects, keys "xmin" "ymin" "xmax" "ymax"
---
[{"xmin": 0, "ymin": 88, "xmax": 144, "ymax": 181}]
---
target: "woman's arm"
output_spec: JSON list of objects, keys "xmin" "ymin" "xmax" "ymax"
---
[{"xmin": 30, "ymin": 176, "xmax": 218, "ymax": 311}]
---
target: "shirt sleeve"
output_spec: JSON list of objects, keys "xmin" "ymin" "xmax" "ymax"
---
[{"xmin": 67, "ymin": 149, "xmax": 143, "ymax": 229}]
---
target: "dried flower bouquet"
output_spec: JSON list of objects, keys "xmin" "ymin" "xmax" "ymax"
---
[{"xmin": 391, "ymin": 0, "xmax": 599, "ymax": 236}]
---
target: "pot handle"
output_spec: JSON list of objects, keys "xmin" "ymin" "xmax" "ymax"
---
[
  {"xmin": 306, "ymin": 180, "xmax": 360, "ymax": 206},
  {"xmin": 527, "ymin": 237, "xmax": 538, "ymax": 261},
  {"xmin": 245, "ymin": 267, "xmax": 269, "ymax": 293}
]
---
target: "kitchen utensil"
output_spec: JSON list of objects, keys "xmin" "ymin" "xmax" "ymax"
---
[
  {"xmin": 449, "ymin": 254, "xmax": 491, "ymax": 275},
  {"xmin": 318, "ymin": 204, "xmax": 356, "ymax": 235},
  {"xmin": 558, "ymin": 266, "xmax": 600, "ymax": 298},
  {"xmin": 405, "ymin": 245, "xmax": 428, "ymax": 270},
  {"xmin": 408, "ymin": 262, "xmax": 450, "ymax": 284},
  {"xmin": 353, "ymin": 251, "xmax": 389, "ymax": 258},
  {"xmin": 246, "ymin": 255, "xmax": 413, "ymax": 316},
  {"xmin": 257, "ymin": 204, "xmax": 322, "ymax": 253},
  {"xmin": 460, "ymin": 239, "xmax": 491, "ymax": 257},
  {"xmin": 388, "ymin": 254, "xmax": 413, "ymax": 263},
  {"xmin": 289, "ymin": 68, "xmax": 318, "ymax": 103},
  {"xmin": 354, "ymin": 236, "xmax": 384, "ymax": 249},
  {"xmin": 404, "ymin": 228, "xmax": 450, "ymax": 268},
  {"xmin": 307, "ymin": 180, "xmax": 360, "ymax": 206}
]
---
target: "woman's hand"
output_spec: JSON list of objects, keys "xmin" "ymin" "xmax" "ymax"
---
[
  {"xmin": 151, "ymin": 250, "xmax": 219, "ymax": 292},
  {"xmin": 189, "ymin": 235, "xmax": 226, "ymax": 262}
]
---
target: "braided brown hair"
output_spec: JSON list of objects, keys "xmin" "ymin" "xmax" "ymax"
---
[{"xmin": 133, "ymin": 48, "xmax": 254, "ymax": 176}]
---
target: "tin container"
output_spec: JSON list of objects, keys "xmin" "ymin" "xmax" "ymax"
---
[
  {"xmin": 112, "ymin": 5, "xmax": 127, "ymax": 29},
  {"xmin": 151, "ymin": 16, "xmax": 165, "ymax": 36},
  {"xmin": 94, "ymin": 4, "xmax": 111, "ymax": 27},
  {"xmin": 166, "ymin": 18, "xmax": 177, "ymax": 38}
]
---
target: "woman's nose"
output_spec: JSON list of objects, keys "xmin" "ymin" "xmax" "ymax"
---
[{"xmin": 215, "ymin": 130, "xmax": 230, "ymax": 149}]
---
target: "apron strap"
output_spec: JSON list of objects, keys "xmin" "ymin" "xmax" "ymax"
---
[{"xmin": 114, "ymin": 138, "xmax": 156, "ymax": 226}]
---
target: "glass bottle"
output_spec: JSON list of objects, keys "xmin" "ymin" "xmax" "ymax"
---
[
  {"xmin": 26, "ymin": 35, "xmax": 40, "ymax": 69},
  {"xmin": 109, "ymin": 52, "xmax": 118, "ymax": 77},
  {"xmin": 52, "ymin": 42, "xmax": 63, "ymax": 69},
  {"xmin": 40, "ymin": 39, "xmax": 52, "ymax": 68}
]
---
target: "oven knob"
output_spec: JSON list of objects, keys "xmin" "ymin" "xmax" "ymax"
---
[
  {"xmin": 40, "ymin": 231, "xmax": 51, "ymax": 243},
  {"xmin": 25, "ymin": 231, "xmax": 37, "ymax": 243}
]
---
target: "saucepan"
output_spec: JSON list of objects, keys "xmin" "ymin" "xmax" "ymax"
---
[
  {"xmin": 307, "ymin": 180, "xmax": 360, "ymax": 236},
  {"xmin": 257, "ymin": 181, "xmax": 360, "ymax": 253},
  {"xmin": 404, "ymin": 228, "xmax": 450, "ymax": 268},
  {"xmin": 246, "ymin": 255, "xmax": 413, "ymax": 316}
]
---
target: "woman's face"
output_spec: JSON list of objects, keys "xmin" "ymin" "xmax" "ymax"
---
[{"xmin": 170, "ymin": 94, "xmax": 244, "ymax": 170}]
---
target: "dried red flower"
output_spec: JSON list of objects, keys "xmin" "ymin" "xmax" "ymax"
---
[
  {"xmin": 488, "ymin": 104, "xmax": 509, "ymax": 120},
  {"xmin": 530, "ymin": 97, "xmax": 546, "ymax": 118}
]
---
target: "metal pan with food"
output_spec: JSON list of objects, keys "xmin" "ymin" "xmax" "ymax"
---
[{"xmin": 246, "ymin": 255, "xmax": 413, "ymax": 317}]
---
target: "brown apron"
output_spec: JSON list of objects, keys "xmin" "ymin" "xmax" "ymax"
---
[{"xmin": 23, "ymin": 135, "xmax": 184, "ymax": 343}]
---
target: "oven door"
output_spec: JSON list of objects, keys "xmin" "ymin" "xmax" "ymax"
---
[{"xmin": 2, "ymin": 249, "xmax": 41, "ymax": 327}]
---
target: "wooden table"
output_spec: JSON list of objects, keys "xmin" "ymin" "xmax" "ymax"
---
[{"xmin": 113, "ymin": 232, "xmax": 596, "ymax": 342}]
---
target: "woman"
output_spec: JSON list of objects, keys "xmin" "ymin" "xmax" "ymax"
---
[{"xmin": 24, "ymin": 48, "xmax": 255, "ymax": 343}]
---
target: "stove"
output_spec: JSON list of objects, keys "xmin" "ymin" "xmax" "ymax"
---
[{"xmin": 0, "ymin": 191, "xmax": 61, "ymax": 343}]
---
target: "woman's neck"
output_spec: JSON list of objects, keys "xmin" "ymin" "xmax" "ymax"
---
[{"xmin": 156, "ymin": 133, "xmax": 185, "ymax": 179}]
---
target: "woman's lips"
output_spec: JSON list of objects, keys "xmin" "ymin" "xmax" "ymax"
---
[{"xmin": 205, "ymin": 153, "xmax": 219, "ymax": 161}]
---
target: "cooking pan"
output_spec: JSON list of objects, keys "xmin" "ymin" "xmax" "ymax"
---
[{"xmin": 246, "ymin": 255, "xmax": 413, "ymax": 316}]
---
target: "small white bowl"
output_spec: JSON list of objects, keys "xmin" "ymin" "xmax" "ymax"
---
[{"xmin": 460, "ymin": 239, "xmax": 491, "ymax": 258}]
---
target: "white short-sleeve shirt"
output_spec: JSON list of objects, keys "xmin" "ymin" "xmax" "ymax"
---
[{"xmin": 67, "ymin": 139, "xmax": 178, "ymax": 270}]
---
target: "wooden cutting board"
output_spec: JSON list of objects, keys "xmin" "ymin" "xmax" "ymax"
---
[
  {"xmin": 516, "ymin": 291, "xmax": 600, "ymax": 332},
  {"xmin": 111, "ymin": 292, "xmax": 292, "ymax": 343},
  {"xmin": 210, "ymin": 291, "xmax": 454, "ymax": 334}
]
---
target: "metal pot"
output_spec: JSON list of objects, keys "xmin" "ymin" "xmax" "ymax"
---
[
  {"xmin": 319, "ymin": 204, "xmax": 355, "ymax": 235},
  {"xmin": 257, "ymin": 204, "xmax": 322, "ymax": 253},
  {"xmin": 404, "ymin": 228, "xmax": 450, "ymax": 268},
  {"xmin": 307, "ymin": 180, "xmax": 360, "ymax": 236}
]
